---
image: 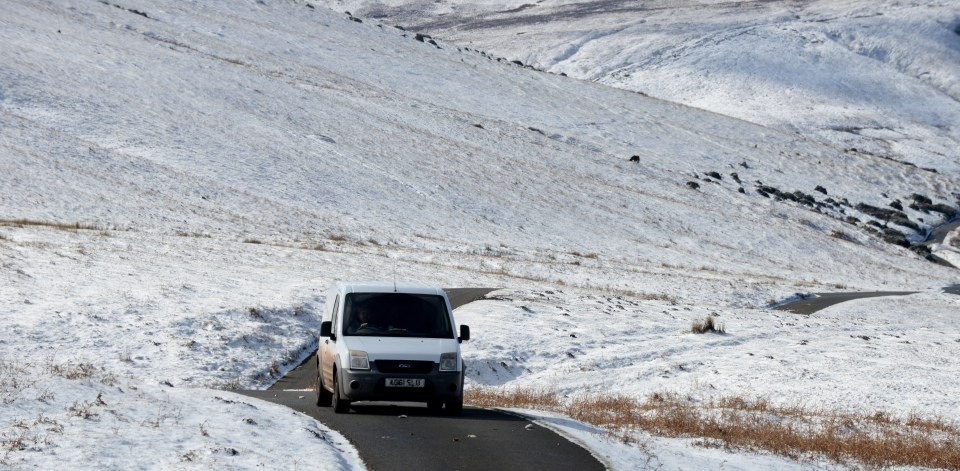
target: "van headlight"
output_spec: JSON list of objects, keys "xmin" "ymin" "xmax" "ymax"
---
[
  {"xmin": 439, "ymin": 352, "xmax": 458, "ymax": 371},
  {"xmin": 349, "ymin": 350, "xmax": 370, "ymax": 370}
]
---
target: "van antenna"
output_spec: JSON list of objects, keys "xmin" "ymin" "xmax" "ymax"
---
[{"xmin": 393, "ymin": 256, "xmax": 397, "ymax": 292}]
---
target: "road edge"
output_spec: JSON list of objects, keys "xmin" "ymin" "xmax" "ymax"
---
[{"xmin": 487, "ymin": 407, "xmax": 613, "ymax": 471}]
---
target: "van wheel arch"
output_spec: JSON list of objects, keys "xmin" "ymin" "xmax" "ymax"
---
[
  {"xmin": 316, "ymin": 356, "xmax": 332, "ymax": 406},
  {"xmin": 332, "ymin": 364, "xmax": 351, "ymax": 413}
]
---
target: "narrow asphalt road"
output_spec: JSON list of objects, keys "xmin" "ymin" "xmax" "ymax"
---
[
  {"xmin": 923, "ymin": 218, "xmax": 959, "ymax": 268},
  {"xmin": 774, "ymin": 291, "xmax": 918, "ymax": 315},
  {"xmin": 775, "ymin": 216, "xmax": 958, "ymax": 314},
  {"xmin": 238, "ymin": 288, "xmax": 607, "ymax": 471},
  {"xmin": 924, "ymin": 218, "xmax": 960, "ymax": 245},
  {"xmin": 238, "ymin": 390, "xmax": 604, "ymax": 471}
]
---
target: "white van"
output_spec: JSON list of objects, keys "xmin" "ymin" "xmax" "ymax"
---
[{"xmin": 316, "ymin": 281, "xmax": 470, "ymax": 415}]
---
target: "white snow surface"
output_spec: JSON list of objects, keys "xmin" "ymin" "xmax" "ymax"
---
[
  {"xmin": 1, "ymin": 0, "xmax": 959, "ymax": 469},
  {"xmin": 335, "ymin": 0, "xmax": 960, "ymax": 174}
]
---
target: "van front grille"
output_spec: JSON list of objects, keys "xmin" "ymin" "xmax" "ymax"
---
[{"xmin": 375, "ymin": 360, "xmax": 435, "ymax": 374}]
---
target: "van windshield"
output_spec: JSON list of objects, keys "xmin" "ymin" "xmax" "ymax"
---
[{"xmin": 343, "ymin": 292, "xmax": 454, "ymax": 338}]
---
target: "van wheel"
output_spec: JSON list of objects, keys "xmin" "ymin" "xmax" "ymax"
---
[
  {"xmin": 332, "ymin": 372, "xmax": 351, "ymax": 413},
  {"xmin": 316, "ymin": 369, "xmax": 332, "ymax": 407},
  {"xmin": 427, "ymin": 401, "xmax": 443, "ymax": 412},
  {"xmin": 444, "ymin": 397, "xmax": 463, "ymax": 416}
]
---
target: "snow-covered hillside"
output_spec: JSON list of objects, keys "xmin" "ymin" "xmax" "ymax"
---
[
  {"xmin": 333, "ymin": 0, "xmax": 960, "ymax": 174},
  {"xmin": 1, "ymin": 0, "xmax": 959, "ymax": 468}
]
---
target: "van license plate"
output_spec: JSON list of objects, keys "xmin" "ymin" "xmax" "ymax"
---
[{"xmin": 386, "ymin": 378, "xmax": 425, "ymax": 388}]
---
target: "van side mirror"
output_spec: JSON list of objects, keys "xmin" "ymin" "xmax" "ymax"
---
[
  {"xmin": 459, "ymin": 325, "xmax": 470, "ymax": 343},
  {"xmin": 320, "ymin": 321, "xmax": 334, "ymax": 340}
]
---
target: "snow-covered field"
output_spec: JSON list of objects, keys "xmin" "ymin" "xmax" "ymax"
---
[
  {"xmin": 1, "ymin": 0, "xmax": 959, "ymax": 469},
  {"xmin": 333, "ymin": 0, "xmax": 960, "ymax": 175}
]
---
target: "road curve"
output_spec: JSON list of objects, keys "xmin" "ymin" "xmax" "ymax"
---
[
  {"xmin": 775, "ymin": 291, "xmax": 917, "ymax": 315},
  {"xmin": 239, "ymin": 288, "xmax": 607, "ymax": 471},
  {"xmin": 923, "ymin": 218, "xmax": 960, "ymax": 268},
  {"xmin": 237, "ymin": 390, "xmax": 604, "ymax": 471}
]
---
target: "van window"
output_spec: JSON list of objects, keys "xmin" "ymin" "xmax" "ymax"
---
[
  {"xmin": 343, "ymin": 293, "xmax": 453, "ymax": 338},
  {"xmin": 330, "ymin": 295, "xmax": 340, "ymax": 335}
]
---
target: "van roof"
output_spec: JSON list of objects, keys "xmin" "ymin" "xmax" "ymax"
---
[{"xmin": 335, "ymin": 281, "xmax": 447, "ymax": 297}]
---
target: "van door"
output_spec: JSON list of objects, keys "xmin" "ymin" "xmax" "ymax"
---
[{"xmin": 320, "ymin": 294, "xmax": 340, "ymax": 390}]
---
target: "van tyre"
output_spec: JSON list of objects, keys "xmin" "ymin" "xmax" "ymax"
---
[
  {"xmin": 445, "ymin": 397, "xmax": 463, "ymax": 416},
  {"xmin": 316, "ymin": 370, "xmax": 332, "ymax": 407},
  {"xmin": 332, "ymin": 372, "xmax": 351, "ymax": 413},
  {"xmin": 444, "ymin": 373, "xmax": 465, "ymax": 415}
]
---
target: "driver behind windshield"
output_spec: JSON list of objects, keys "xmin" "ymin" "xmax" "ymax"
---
[
  {"xmin": 349, "ymin": 304, "xmax": 380, "ymax": 333},
  {"xmin": 357, "ymin": 305, "xmax": 371, "ymax": 328}
]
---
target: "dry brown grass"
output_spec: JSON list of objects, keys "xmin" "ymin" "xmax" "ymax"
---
[
  {"xmin": 45, "ymin": 361, "xmax": 117, "ymax": 386},
  {"xmin": 466, "ymin": 387, "xmax": 960, "ymax": 469},
  {"xmin": 465, "ymin": 386, "xmax": 561, "ymax": 410},
  {"xmin": 0, "ymin": 218, "xmax": 101, "ymax": 231},
  {"xmin": 611, "ymin": 289, "xmax": 677, "ymax": 303}
]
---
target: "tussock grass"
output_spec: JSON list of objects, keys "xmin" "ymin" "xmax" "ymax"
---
[
  {"xmin": 45, "ymin": 362, "xmax": 97, "ymax": 380},
  {"xmin": 44, "ymin": 361, "xmax": 116, "ymax": 386},
  {"xmin": 0, "ymin": 361, "xmax": 32, "ymax": 405},
  {"xmin": 466, "ymin": 387, "xmax": 960, "ymax": 469},
  {"xmin": 691, "ymin": 315, "xmax": 724, "ymax": 334}
]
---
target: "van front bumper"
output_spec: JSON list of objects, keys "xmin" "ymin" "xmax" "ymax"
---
[{"xmin": 339, "ymin": 366, "xmax": 463, "ymax": 403}]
